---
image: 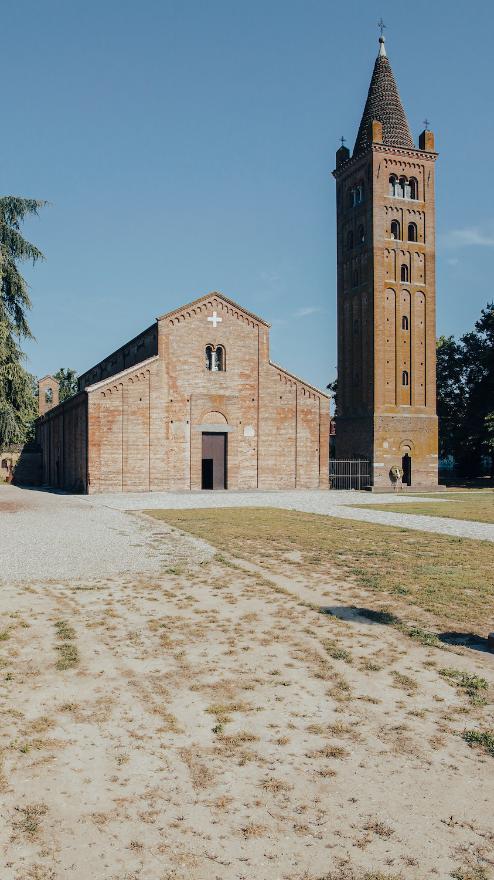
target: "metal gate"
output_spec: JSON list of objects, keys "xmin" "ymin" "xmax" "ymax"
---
[{"xmin": 329, "ymin": 459, "xmax": 371, "ymax": 490}]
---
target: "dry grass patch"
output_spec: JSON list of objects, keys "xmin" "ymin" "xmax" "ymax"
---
[
  {"xmin": 362, "ymin": 818, "xmax": 394, "ymax": 839},
  {"xmin": 352, "ymin": 490, "xmax": 494, "ymax": 524},
  {"xmin": 179, "ymin": 747, "xmax": 216, "ymax": 789},
  {"xmin": 322, "ymin": 639, "xmax": 353, "ymax": 663},
  {"xmin": 308, "ymin": 743, "xmax": 350, "ymax": 760},
  {"xmin": 240, "ymin": 821, "xmax": 267, "ymax": 838},
  {"xmin": 54, "ymin": 619, "xmax": 79, "ymax": 671},
  {"xmin": 314, "ymin": 870, "xmax": 403, "ymax": 880},
  {"xmin": 450, "ymin": 868, "xmax": 490, "ymax": 880},
  {"xmin": 218, "ymin": 730, "xmax": 259, "ymax": 748},
  {"xmin": 262, "ymin": 775, "xmax": 293, "ymax": 793},
  {"xmin": 205, "ymin": 701, "xmax": 252, "ymax": 725},
  {"xmin": 12, "ymin": 803, "xmax": 48, "ymax": 839},
  {"xmin": 145, "ymin": 507, "xmax": 494, "ymax": 630},
  {"xmin": 390, "ymin": 671, "xmax": 418, "ymax": 693}
]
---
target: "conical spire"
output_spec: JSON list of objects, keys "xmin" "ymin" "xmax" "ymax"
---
[{"xmin": 353, "ymin": 36, "xmax": 414, "ymax": 156}]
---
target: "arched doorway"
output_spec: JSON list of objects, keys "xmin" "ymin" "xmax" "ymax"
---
[
  {"xmin": 402, "ymin": 453, "xmax": 412, "ymax": 486},
  {"xmin": 201, "ymin": 412, "xmax": 228, "ymax": 490}
]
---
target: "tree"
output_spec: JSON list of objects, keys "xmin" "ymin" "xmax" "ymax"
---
[
  {"xmin": 326, "ymin": 378, "xmax": 338, "ymax": 415},
  {"xmin": 436, "ymin": 335, "xmax": 466, "ymax": 461},
  {"xmin": 461, "ymin": 302, "xmax": 494, "ymax": 475},
  {"xmin": 436, "ymin": 302, "xmax": 494, "ymax": 477},
  {"xmin": 0, "ymin": 196, "xmax": 46, "ymax": 446},
  {"xmin": 54, "ymin": 367, "xmax": 78, "ymax": 402}
]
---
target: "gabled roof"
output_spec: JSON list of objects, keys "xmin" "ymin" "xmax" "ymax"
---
[
  {"xmin": 157, "ymin": 291, "xmax": 271, "ymax": 328},
  {"xmin": 269, "ymin": 361, "xmax": 329, "ymax": 399},
  {"xmin": 38, "ymin": 374, "xmax": 59, "ymax": 383},
  {"xmin": 353, "ymin": 37, "xmax": 414, "ymax": 156}
]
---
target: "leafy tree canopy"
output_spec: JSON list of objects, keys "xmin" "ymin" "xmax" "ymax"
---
[
  {"xmin": 54, "ymin": 367, "xmax": 79, "ymax": 402},
  {"xmin": 0, "ymin": 196, "xmax": 46, "ymax": 446},
  {"xmin": 437, "ymin": 302, "xmax": 494, "ymax": 476}
]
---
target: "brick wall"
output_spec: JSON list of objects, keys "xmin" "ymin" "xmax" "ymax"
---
[
  {"xmin": 81, "ymin": 294, "xmax": 329, "ymax": 493},
  {"xmin": 36, "ymin": 393, "xmax": 87, "ymax": 491}
]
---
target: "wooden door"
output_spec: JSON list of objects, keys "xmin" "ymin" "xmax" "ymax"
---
[{"xmin": 201, "ymin": 432, "xmax": 227, "ymax": 489}]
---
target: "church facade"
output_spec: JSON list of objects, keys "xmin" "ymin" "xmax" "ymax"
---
[
  {"xmin": 36, "ymin": 293, "xmax": 329, "ymax": 493},
  {"xmin": 333, "ymin": 35, "xmax": 439, "ymax": 488}
]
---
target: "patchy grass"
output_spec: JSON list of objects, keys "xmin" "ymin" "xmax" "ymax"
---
[
  {"xmin": 12, "ymin": 803, "xmax": 48, "ymax": 839},
  {"xmin": 55, "ymin": 644, "xmax": 79, "ymax": 670},
  {"xmin": 241, "ymin": 822, "xmax": 267, "ymax": 838},
  {"xmin": 462, "ymin": 729, "xmax": 494, "ymax": 757},
  {"xmin": 315, "ymin": 871, "xmax": 403, "ymax": 880},
  {"xmin": 451, "ymin": 867, "xmax": 491, "ymax": 880},
  {"xmin": 54, "ymin": 620, "xmax": 76, "ymax": 641},
  {"xmin": 391, "ymin": 671, "xmax": 418, "ymax": 693},
  {"xmin": 261, "ymin": 776, "xmax": 293, "ymax": 793},
  {"xmin": 352, "ymin": 491, "xmax": 494, "ymax": 524},
  {"xmin": 362, "ymin": 818, "xmax": 395, "ymax": 839},
  {"xmin": 54, "ymin": 620, "xmax": 79, "ymax": 670},
  {"xmin": 439, "ymin": 668, "xmax": 488, "ymax": 705},
  {"xmin": 322, "ymin": 639, "xmax": 353, "ymax": 663},
  {"xmin": 145, "ymin": 507, "xmax": 494, "ymax": 629}
]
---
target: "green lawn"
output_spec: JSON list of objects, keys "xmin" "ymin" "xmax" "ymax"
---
[
  {"xmin": 353, "ymin": 491, "xmax": 494, "ymax": 524},
  {"xmin": 145, "ymin": 507, "xmax": 494, "ymax": 632}
]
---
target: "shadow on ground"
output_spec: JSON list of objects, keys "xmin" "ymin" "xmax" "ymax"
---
[{"xmin": 319, "ymin": 606, "xmax": 493, "ymax": 655}]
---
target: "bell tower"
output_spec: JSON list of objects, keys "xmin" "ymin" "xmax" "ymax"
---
[{"xmin": 332, "ymin": 34, "xmax": 438, "ymax": 488}]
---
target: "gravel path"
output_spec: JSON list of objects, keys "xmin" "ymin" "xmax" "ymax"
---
[
  {"xmin": 87, "ymin": 488, "xmax": 494, "ymax": 542},
  {"xmin": 0, "ymin": 485, "xmax": 213, "ymax": 584}
]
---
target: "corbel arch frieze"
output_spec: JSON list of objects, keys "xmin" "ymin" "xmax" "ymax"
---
[{"xmin": 167, "ymin": 299, "xmax": 257, "ymax": 329}]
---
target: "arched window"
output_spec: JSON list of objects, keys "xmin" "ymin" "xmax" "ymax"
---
[
  {"xmin": 45, "ymin": 388, "xmax": 53, "ymax": 404},
  {"xmin": 348, "ymin": 188, "xmax": 354, "ymax": 208},
  {"xmin": 389, "ymin": 175, "xmax": 397, "ymax": 197},
  {"xmin": 409, "ymin": 178, "xmax": 418, "ymax": 200},
  {"xmin": 401, "ymin": 264, "xmax": 409, "ymax": 282},
  {"xmin": 402, "ymin": 315, "xmax": 409, "ymax": 330},
  {"xmin": 214, "ymin": 345, "xmax": 225, "ymax": 372},
  {"xmin": 390, "ymin": 220, "xmax": 401, "ymax": 240},
  {"xmin": 358, "ymin": 224, "xmax": 365, "ymax": 244},
  {"xmin": 355, "ymin": 184, "xmax": 363, "ymax": 205},
  {"xmin": 408, "ymin": 223, "xmax": 417, "ymax": 242},
  {"xmin": 398, "ymin": 176, "xmax": 407, "ymax": 198},
  {"xmin": 347, "ymin": 230, "xmax": 354, "ymax": 249},
  {"xmin": 402, "ymin": 370, "xmax": 409, "ymax": 386},
  {"xmin": 206, "ymin": 345, "xmax": 226, "ymax": 371}
]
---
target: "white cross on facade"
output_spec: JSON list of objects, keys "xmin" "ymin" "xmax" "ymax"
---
[{"xmin": 207, "ymin": 311, "xmax": 223, "ymax": 329}]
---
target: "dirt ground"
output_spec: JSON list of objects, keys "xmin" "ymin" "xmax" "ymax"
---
[{"xmin": 1, "ymin": 502, "xmax": 493, "ymax": 880}]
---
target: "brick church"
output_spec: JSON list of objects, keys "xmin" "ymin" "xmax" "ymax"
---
[
  {"xmin": 35, "ymin": 32, "xmax": 438, "ymax": 493},
  {"xmin": 36, "ymin": 293, "xmax": 329, "ymax": 493}
]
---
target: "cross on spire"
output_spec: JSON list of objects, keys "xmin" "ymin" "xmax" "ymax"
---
[
  {"xmin": 340, "ymin": 136, "xmax": 346, "ymax": 147},
  {"xmin": 378, "ymin": 17, "xmax": 386, "ymax": 37},
  {"xmin": 423, "ymin": 118, "xmax": 431, "ymax": 130}
]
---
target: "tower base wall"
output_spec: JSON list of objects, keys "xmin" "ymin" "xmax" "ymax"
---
[
  {"xmin": 373, "ymin": 413, "xmax": 438, "ymax": 489},
  {"xmin": 335, "ymin": 412, "xmax": 438, "ymax": 490}
]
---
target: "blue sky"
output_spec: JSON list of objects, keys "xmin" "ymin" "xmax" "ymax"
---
[{"xmin": 4, "ymin": 0, "xmax": 493, "ymax": 393}]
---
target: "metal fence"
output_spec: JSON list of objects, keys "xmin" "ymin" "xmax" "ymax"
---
[{"xmin": 329, "ymin": 459, "xmax": 371, "ymax": 490}]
